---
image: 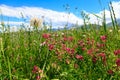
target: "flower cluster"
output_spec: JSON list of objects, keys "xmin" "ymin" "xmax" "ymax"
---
[
  {"xmin": 100, "ymin": 35, "xmax": 107, "ymax": 42},
  {"xmin": 114, "ymin": 49, "xmax": 120, "ymax": 55},
  {"xmin": 32, "ymin": 65, "xmax": 43, "ymax": 80},
  {"xmin": 116, "ymin": 58, "xmax": 120, "ymax": 67},
  {"xmin": 38, "ymin": 31, "xmax": 120, "ymax": 78}
]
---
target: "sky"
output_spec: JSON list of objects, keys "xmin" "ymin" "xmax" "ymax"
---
[{"xmin": 0, "ymin": 0, "xmax": 120, "ymax": 29}]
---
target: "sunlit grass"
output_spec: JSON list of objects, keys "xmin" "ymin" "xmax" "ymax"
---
[{"xmin": 0, "ymin": 2, "xmax": 120, "ymax": 80}]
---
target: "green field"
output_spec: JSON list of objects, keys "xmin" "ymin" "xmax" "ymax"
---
[{"xmin": 0, "ymin": 2, "xmax": 120, "ymax": 80}]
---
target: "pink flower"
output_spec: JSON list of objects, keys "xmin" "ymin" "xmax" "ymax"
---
[
  {"xmin": 96, "ymin": 43, "xmax": 105, "ymax": 48},
  {"xmin": 70, "ymin": 48, "xmax": 75, "ymax": 54},
  {"xmin": 87, "ymin": 39, "xmax": 94, "ymax": 45},
  {"xmin": 87, "ymin": 49, "xmax": 94, "ymax": 57},
  {"xmin": 63, "ymin": 37, "xmax": 67, "ymax": 41},
  {"xmin": 36, "ymin": 75, "xmax": 41, "ymax": 80},
  {"xmin": 116, "ymin": 58, "xmax": 120, "ymax": 67},
  {"xmin": 40, "ymin": 41, "xmax": 46, "ymax": 46},
  {"xmin": 68, "ymin": 36, "xmax": 74, "ymax": 41},
  {"xmin": 114, "ymin": 49, "xmax": 120, "ymax": 55},
  {"xmin": 66, "ymin": 48, "xmax": 71, "ymax": 53},
  {"xmin": 63, "ymin": 36, "xmax": 74, "ymax": 42},
  {"xmin": 76, "ymin": 54, "xmax": 83, "ymax": 60},
  {"xmin": 78, "ymin": 40, "xmax": 85, "ymax": 47},
  {"xmin": 65, "ymin": 48, "xmax": 75, "ymax": 55},
  {"xmin": 98, "ymin": 52, "xmax": 106, "ymax": 57},
  {"xmin": 97, "ymin": 53, "xmax": 106, "ymax": 65},
  {"xmin": 61, "ymin": 44, "xmax": 66, "ymax": 50},
  {"xmin": 42, "ymin": 33, "xmax": 51, "ymax": 39},
  {"xmin": 92, "ymin": 56, "xmax": 97, "ymax": 64},
  {"xmin": 100, "ymin": 35, "xmax": 107, "ymax": 42},
  {"xmin": 48, "ymin": 44, "xmax": 54, "ymax": 51},
  {"xmin": 82, "ymin": 47, "xmax": 86, "ymax": 51},
  {"xmin": 32, "ymin": 65, "xmax": 39, "ymax": 73},
  {"xmin": 107, "ymin": 69, "xmax": 114, "ymax": 75}
]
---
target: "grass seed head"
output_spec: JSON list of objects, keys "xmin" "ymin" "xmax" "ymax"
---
[{"xmin": 30, "ymin": 17, "xmax": 43, "ymax": 28}]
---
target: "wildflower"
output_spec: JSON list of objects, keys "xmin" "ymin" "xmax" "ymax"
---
[
  {"xmin": 70, "ymin": 48, "xmax": 75, "ymax": 54},
  {"xmin": 92, "ymin": 56, "xmax": 97, "ymax": 64},
  {"xmin": 48, "ymin": 44, "xmax": 54, "ymax": 51},
  {"xmin": 38, "ymin": 69, "xmax": 43, "ymax": 73},
  {"xmin": 100, "ymin": 35, "xmax": 107, "ymax": 42},
  {"xmin": 63, "ymin": 36, "xmax": 74, "ymax": 42},
  {"xmin": 107, "ymin": 69, "xmax": 114, "ymax": 75},
  {"xmin": 36, "ymin": 75, "xmax": 41, "ymax": 80},
  {"xmin": 87, "ymin": 39, "xmax": 95, "ymax": 45},
  {"xmin": 96, "ymin": 42, "xmax": 105, "ymax": 48},
  {"xmin": 82, "ymin": 35, "xmax": 86, "ymax": 37},
  {"xmin": 109, "ymin": 29, "xmax": 113, "ymax": 32},
  {"xmin": 40, "ymin": 41, "xmax": 46, "ymax": 46},
  {"xmin": 63, "ymin": 37, "xmax": 68, "ymax": 41},
  {"xmin": 68, "ymin": 36, "xmax": 74, "ymax": 41},
  {"xmin": 61, "ymin": 44, "xmax": 66, "ymax": 50},
  {"xmin": 65, "ymin": 48, "xmax": 75, "ymax": 55},
  {"xmin": 95, "ymin": 48, "xmax": 100, "ymax": 53},
  {"xmin": 75, "ymin": 54, "xmax": 83, "ymax": 60},
  {"xmin": 98, "ymin": 53, "xmax": 106, "ymax": 65},
  {"xmin": 116, "ymin": 58, "xmax": 120, "ymax": 67},
  {"xmin": 42, "ymin": 33, "xmax": 51, "ymax": 39},
  {"xmin": 114, "ymin": 49, "xmax": 120, "ymax": 55},
  {"xmin": 53, "ymin": 33, "xmax": 59, "ymax": 37},
  {"xmin": 78, "ymin": 40, "xmax": 85, "ymax": 47},
  {"xmin": 30, "ymin": 17, "xmax": 43, "ymax": 28},
  {"xmin": 82, "ymin": 47, "xmax": 86, "ymax": 51},
  {"xmin": 66, "ymin": 48, "xmax": 71, "ymax": 53},
  {"xmin": 87, "ymin": 49, "xmax": 94, "ymax": 57},
  {"xmin": 98, "ymin": 52, "xmax": 106, "ymax": 57},
  {"xmin": 61, "ymin": 32, "xmax": 65, "ymax": 36},
  {"xmin": 32, "ymin": 65, "xmax": 39, "ymax": 73}
]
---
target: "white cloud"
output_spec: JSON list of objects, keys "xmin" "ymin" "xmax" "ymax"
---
[
  {"xmin": 0, "ymin": 1, "xmax": 120, "ymax": 29},
  {"xmin": 3, "ymin": 21, "xmax": 26, "ymax": 25},
  {"xmin": 111, "ymin": 1, "xmax": 120, "ymax": 18},
  {"xmin": 83, "ymin": 1, "xmax": 120, "ymax": 25},
  {"xmin": 84, "ymin": 10, "xmax": 111, "ymax": 24},
  {"xmin": 0, "ymin": 4, "xmax": 83, "ymax": 29}
]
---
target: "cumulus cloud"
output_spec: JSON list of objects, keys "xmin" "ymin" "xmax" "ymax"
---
[
  {"xmin": 111, "ymin": 1, "xmax": 120, "ymax": 18},
  {"xmin": 0, "ymin": 1, "xmax": 120, "ymax": 29},
  {"xmin": 0, "ymin": 4, "xmax": 83, "ymax": 28},
  {"xmin": 86, "ymin": 1, "xmax": 120, "ymax": 24},
  {"xmin": 3, "ymin": 21, "xmax": 26, "ymax": 25},
  {"xmin": 84, "ymin": 10, "xmax": 111, "ymax": 24}
]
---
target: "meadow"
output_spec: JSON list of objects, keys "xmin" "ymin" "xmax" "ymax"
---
[{"xmin": 0, "ymin": 2, "xmax": 120, "ymax": 80}]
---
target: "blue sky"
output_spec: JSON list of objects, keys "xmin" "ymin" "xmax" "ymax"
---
[
  {"xmin": 0, "ymin": 0, "xmax": 120, "ymax": 29},
  {"xmin": 0, "ymin": 0, "xmax": 118, "ymax": 13}
]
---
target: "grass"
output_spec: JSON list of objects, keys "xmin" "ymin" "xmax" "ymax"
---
[
  {"xmin": 0, "ymin": 25, "xmax": 120, "ymax": 80},
  {"xmin": 0, "ymin": 2, "xmax": 120, "ymax": 80}
]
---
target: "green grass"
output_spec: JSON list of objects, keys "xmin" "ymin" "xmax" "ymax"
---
[
  {"xmin": 0, "ymin": 25, "xmax": 120, "ymax": 80},
  {"xmin": 0, "ymin": 2, "xmax": 120, "ymax": 80}
]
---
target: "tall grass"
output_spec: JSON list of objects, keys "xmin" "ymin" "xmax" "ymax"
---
[
  {"xmin": 0, "ymin": 1, "xmax": 120, "ymax": 80},
  {"xmin": 109, "ymin": 1, "xmax": 119, "ymax": 31}
]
